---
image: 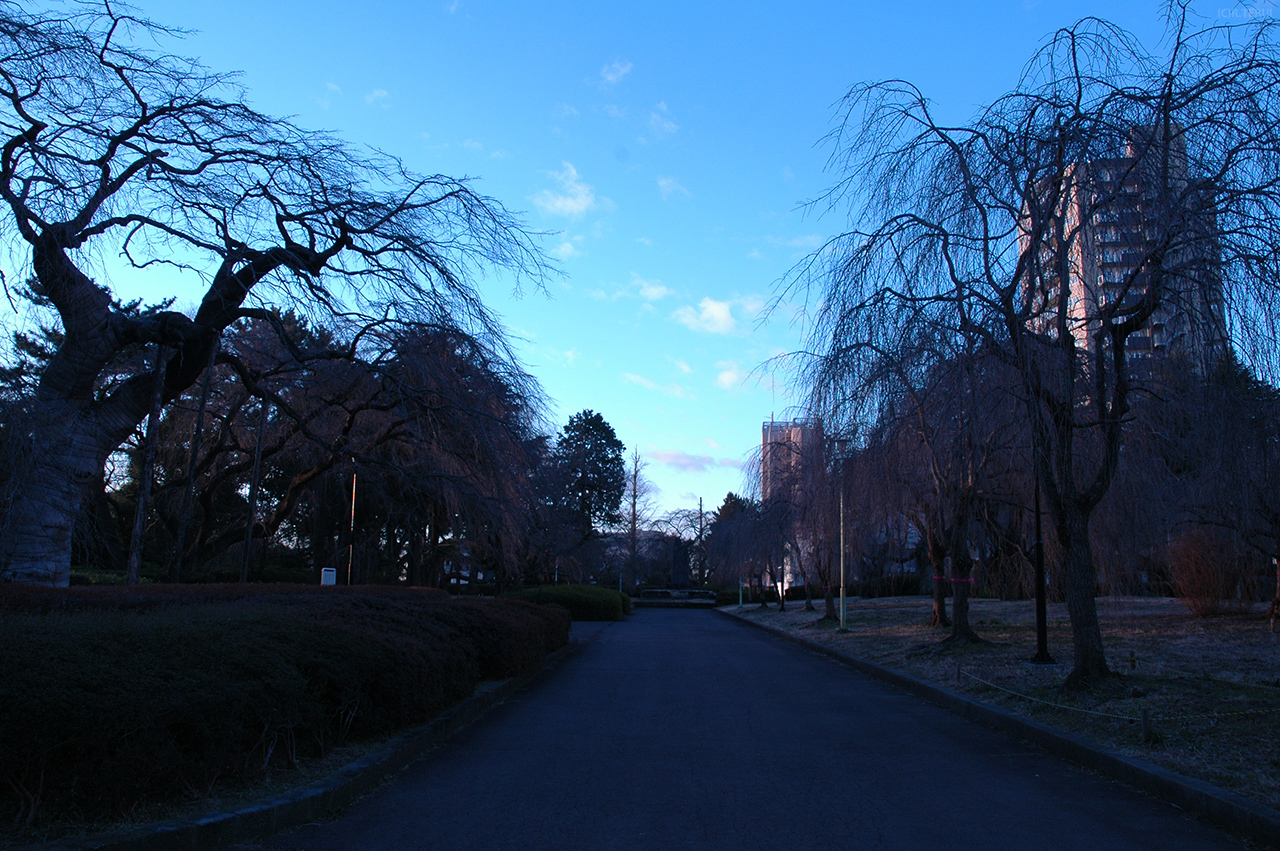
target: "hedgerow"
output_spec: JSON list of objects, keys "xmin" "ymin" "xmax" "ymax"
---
[
  {"xmin": 506, "ymin": 584, "xmax": 631, "ymax": 621},
  {"xmin": 0, "ymin": 585, "xmax": 569, "ymax": 827}
]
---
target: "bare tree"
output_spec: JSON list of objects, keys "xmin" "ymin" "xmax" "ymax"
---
[
  {"xmin": 0, "ymin": 4, "xmax": 547, "ymax": 585},
  {"xmin": 784, "ymin": 7, "xmax": 1280, "ymax": 686},
  {"xmin": 618, "ymin": 448, "xmax": 656, "ymax": 590}
]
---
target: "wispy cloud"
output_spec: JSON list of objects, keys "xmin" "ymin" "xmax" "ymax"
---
[
  {"xmin": 622, "ymin": 373, "xmax": 691, "ymax": 399},
  {"xmin": 532, "ymin": 162, "xmax": 598, "ymax": 219},
  {"xmin": 634, "ymin": 274, "xmax": 671, "ymax": 301},
  {"xmin": 716, "ymin": 360, "xmax": 746, "ymax": 389},
  {"xmin": 587, "ymin": 273, "xmax": 670, "ymax": 302},
  {"xmin": 315, "ymin": 82, "xmax": 342, "ymax": 110},
  {"xmin": 364, "ymin": 88, "xmax": 390, "ymax": 108},
  {"xmin": 647, "ymin": 101, "xmax": 679, "ymax": 139},
  {"xmin": 600, "ymin": 59, "xmax": 633, "ymax": 86},
  {"xmin": 603, "ymin": 104, "xmax": 627, "ymax": 119},
  {"xmin": 764, "ymin": 233, "xmax": 824, "ymax": 251},
  {"xmin": 551, "ymin": 240, "xmax": 580, "ymax": 260},
  {"xmin": 657, "ymin": 176, "xmax": 690, "ymax": 200},
  {"xmin": 556, "ymin": 103, "xmax": 579, "ymax": 117},
  {"xmin": 672, "ymin": 358, "xmax": 692, "ymax": 374},
  {"xmin": 673, "ymin": 297, "xmax": 736, "ymax": 334},
  {"xmin": 651, "ymin": 450, "xmax": 742, "ymax": 473}
]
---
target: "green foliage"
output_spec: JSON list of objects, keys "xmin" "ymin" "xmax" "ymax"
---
[
  {"xmin": 0, "ymin": 585, "xmax": 569, "ymax": 826},
  {"xmin": 556, "ymin": 410, "xmax": 626, "ymax": 530},
  {"xmin": 506, "ymin": 583, "xmax": 631, "ymax": 621}
]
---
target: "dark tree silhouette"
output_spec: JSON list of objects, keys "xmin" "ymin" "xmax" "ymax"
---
[
  {"xmin": 555, "ymin": 410, "xmax": 625, "ymax": 537},
  {"xmin": 0, "ymin": 3, "xmax": 547, "ymax": 585},
  {"xmin": 784, "ymin": 6, "xmax": 1280, "ymax": 686}
]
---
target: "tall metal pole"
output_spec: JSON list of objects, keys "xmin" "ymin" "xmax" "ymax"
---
[
  {"xmin": 834, "ymin": 483, "xmax": 844, "ymax": 629},
  {"xmin": 172, "ymin": 341, "xmax": 218, "ymax": 583},
  {"xmin": 346, "ymin": 470, "xmax": 357, "ymax": 585},
  {"xmin": 126, "ymin": 345, "xmax": 168, "ymax": 586},
  {"xmin": 240, "ymin": 396, "xmax": 270, "ymax": 584},
  {"xmin": 1031, "ymin": 473, "xmax": 1055, "ymax": 664}
]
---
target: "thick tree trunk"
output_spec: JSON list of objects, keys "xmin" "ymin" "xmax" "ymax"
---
[
  {"xmin": 947, "ymin": 526, "xmax": 981, "ymax": 644},
  {"xmin": 925, "ymin": 530, "xmax": 951, "ymax": 628},
  {"xmin": 823, "ymin": 583, "xmax": 837, "ymax": 620},
  {"xmin": 2, "ymin": 400, "xmax": 117, "ymax": 585},
  {"xmin": 1058, "ymin": 507, "xmax": 1111, "ymax": 687}
]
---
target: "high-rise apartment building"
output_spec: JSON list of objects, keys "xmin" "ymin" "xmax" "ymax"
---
[
  {"xmin": 761, "ymin": 417, "xmax": 823, "ymax": 504},
  {"xmin": 1023, "ymin": 126, "xmax": 1227, "ymax": 375}
]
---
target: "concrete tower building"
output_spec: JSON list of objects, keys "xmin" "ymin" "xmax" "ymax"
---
[{"xmin": 1023, "ymin": 125, "xmax": 1227, "ymax": 376}]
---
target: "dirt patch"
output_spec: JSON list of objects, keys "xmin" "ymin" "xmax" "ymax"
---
[{"xmin": 725, "ymin": 596, "xmax": 1280, "ymax": 812}]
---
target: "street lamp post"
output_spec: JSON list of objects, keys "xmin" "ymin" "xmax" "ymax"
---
[{"xmin": 1031, "ymin": 472, "xmax": 1055, "ymax": 664}]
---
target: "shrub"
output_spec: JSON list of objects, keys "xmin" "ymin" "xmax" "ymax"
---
[
  {"xmin": 505, "ymin": 584, "xmax": 630, "ymax": 621},
  {"xmin": 0, "ymin": 585, "xmax": 568, "ymax": 827},
  {"xmin": 715, "ymin": 588, "xmax": 741, "ymax": 607},
  {"xmin": 1169, "ymin": 528, "xmax": 1255, "ymax": 617}
]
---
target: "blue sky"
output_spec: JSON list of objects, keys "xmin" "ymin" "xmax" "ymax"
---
[{"xmin": 106, "ymin": 0, "xmax": 1202, "ymax": 515}]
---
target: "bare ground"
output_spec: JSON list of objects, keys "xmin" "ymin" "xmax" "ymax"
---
[{"xmin": 724, "ymin": 596, "xmax": 1280, "ymax": 812}]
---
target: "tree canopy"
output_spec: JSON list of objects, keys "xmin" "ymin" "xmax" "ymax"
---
[{"xmin": 0, "ymin": 2, "xmax": 549, "ymax": 585}]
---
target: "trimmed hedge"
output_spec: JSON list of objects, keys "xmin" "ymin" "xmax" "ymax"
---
[
  {"xmin": 505, "ymin": 584, "xmax": 631, "ymax": 621},
  {"xmin": 0, "ymin": 585, "xmax": 569, "ymax": 827}
]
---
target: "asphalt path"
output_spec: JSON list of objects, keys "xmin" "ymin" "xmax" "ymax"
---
[{"xmin": 233, "ymin": 608, "xmax": 1245, "ymax": 850}]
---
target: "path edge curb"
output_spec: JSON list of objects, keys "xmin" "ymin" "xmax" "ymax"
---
[
  {"xmin": 25, "ymin": 639, "xmax": 583, "ymax": 851},
  {"xmin": 717, "ymin": 607, "xmax": 1280, "ymax": 849}
]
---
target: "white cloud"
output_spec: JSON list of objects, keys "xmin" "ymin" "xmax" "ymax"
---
[
  {"xmin": 551, "ymin": 240, "xmax": 579, "ymax": 260},
  {"xmin": 604, "ymin": 104, "xmax": 627, "ymax": 119},
  {"xmin": 462, "ymin": 139, "xmax": 483, "ymax": 150},
  {"xmin": 673, "ymin": 297, "xmax": 736, "ymax": 334},
  {"xmin": 634, "ymin": 275, "xmax": 671, "ymax": 301},
  {"xmin": 364, "ymin": 88, "xmax": 390, "ymax": 108},
  {"xmin": 635, "ymin": 236, "xmax": 653, "ymax": 247},
  {"xmin": 444, "ymin": 0, "xmax": 460, "ymax": 12},
  {"xmin": 671, "ymin": 358, "xmax": 692, "ymax": 374},
  {"xmin": 600, "ymin": 59, "xmax": 633, "ymax": 86},
  {"xmin": 556, "ymin": 103, "xmax": 579, "ymax": 117},
  {"xmin": 716, "ymin": 360, "xmax": 745, "ymax": 389},
  {"xmin": 740, "ymin": 294, "xmax": 767, "ymax": 317},
  {"xmin": 651, "ymin": 450, "xmax": 742, "ymax": 472},
  {"xmin": 657, "ymin": 176, "xmax": 690, "ymax": 200},
  {"xmin": 532, "ymin": 162, "xmax": 598, "ymax": 219},
  {"xmin": 765, "ymin": 233, "xmax": 824, "ymax": 251},
  {"xmin": 316, "ymin": 82, "xmax": 342, "ymax": 110},
  {"xmin": 648, "ymin": 102, "xmax": 678, "ymax": 138}
]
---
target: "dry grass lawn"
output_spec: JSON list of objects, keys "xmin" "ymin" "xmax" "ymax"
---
[{"xmin": 724, "ymin": 595, "xmax": 1280, "ymax": 812}]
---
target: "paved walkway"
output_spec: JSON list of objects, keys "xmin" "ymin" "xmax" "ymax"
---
[{"xmin": 233, "ymin": 609, "xmax": 1244, "ymax": 850}]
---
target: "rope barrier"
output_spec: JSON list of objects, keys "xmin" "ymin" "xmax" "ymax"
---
[
  {"xmin": 958, "ymin": 669, "xmax": 1139, "ymax": 721},
  {"xmin": 958, "ymin": 668, "xmax": 1280, "ymax": 723}
]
